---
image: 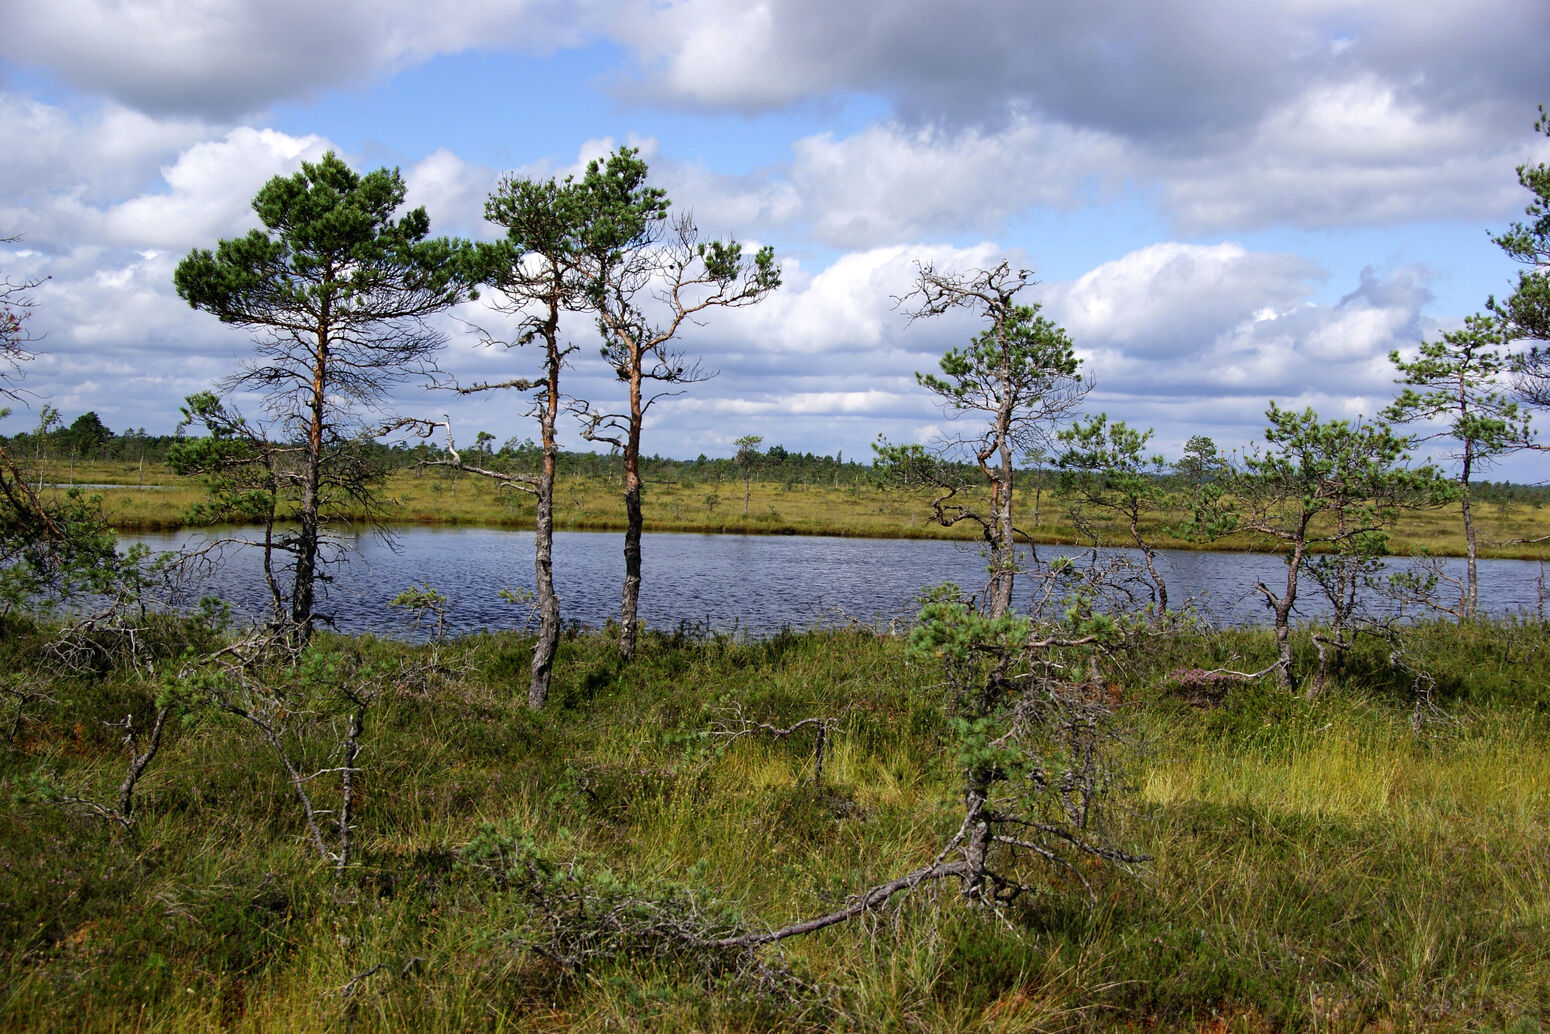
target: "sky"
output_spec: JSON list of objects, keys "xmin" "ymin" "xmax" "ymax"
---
[{"xmin": 1, "ymin": 0, "xmax": 1548, "ymax": 479}]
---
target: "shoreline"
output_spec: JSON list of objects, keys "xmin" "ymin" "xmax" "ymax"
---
[{"xmin": 108, "ymin": 512, "xmax": 1550, "ymax": 562}]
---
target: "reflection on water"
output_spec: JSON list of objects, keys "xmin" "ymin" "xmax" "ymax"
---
[{"xmin": 119, "ymin": 527, "xmax": 1547, "ymax": 640}]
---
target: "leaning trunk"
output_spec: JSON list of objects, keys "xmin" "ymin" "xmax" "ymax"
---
[{"xmin": 959, "ymin": 778, "xmax": 994, "ymax": 902}]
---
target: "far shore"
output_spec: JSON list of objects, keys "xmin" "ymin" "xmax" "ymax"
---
[{"xmin": 47, "ymin": 459, "xmax": 1550, "ymax": 563}]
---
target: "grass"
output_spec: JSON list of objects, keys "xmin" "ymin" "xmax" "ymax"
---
[
  {"xmin": 2, "ymin": 615, "xmax": 1548, "ymax": 1031},
  {"xmin": 34, "ymin": 459, "xmax": 1550, "ymax": 560}
]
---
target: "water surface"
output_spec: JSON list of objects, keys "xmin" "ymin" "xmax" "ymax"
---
[{"xmin": 121, "ymin": 526, "xmax": 1547, "ymax": 639}]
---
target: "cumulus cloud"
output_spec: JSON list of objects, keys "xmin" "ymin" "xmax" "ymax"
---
[
  {"xmin": 101, "ymin": 128, "xmax": 332, "ymax": 250},
  {"xmin": 0, "ymin": 0, "xmax": 592, "ymax": 119},
  {"xmin": 613, "ymin": 0, "xmax": 1316, "ymax": 136},
  {"xmin": 404, "ymin": 149, "xmax": 500, "ymax": 241},
  {"xmin": 7, "ymin": 1, "xmax": 1547, "ymax": 239},
  {"xmin": 784, "ymin": 118, "xmax": 1125, "ymax": 248},
  {"xmin": 11, "ymin": 0, "xmax": 1543, "ymax": 148},
  {"xmin": 3, "ymin": 0, "xmax": 1537, "ymax": 466},
  {"xmin": 20, "ymin": 249, "xmax": 243, "ymax": 432},
  {"xmin": 620, "ymin": 88, "xmax": 1543, "ymax": 252},
  {"xmin": 1157, "ymin": 78, "xmax": 1550, "ymax": 231},
  {"xmin": 542, "ymin": 243, "xmax": 1439, "ymax": 463},
  {"xmin": 605, "ymin": 0, "xmax": 1549, "ymax": 237},
  {"xmin": 1037, "ymin": 249, "xmax": 1435, "ymax": 456},
  {"xmin": 0, "ymin": 97, "xmax": 332, "ymax": 258},
  {"xmin": 1045, "ymin": 243, "xmax": 1324, "ymax": 357},
  {"xmin": 614, "ymin": 0, "xmax": 1547, "ymax": 143}
]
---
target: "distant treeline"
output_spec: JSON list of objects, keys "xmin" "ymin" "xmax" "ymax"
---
[
  {"xmin": 7, "ymin": 409, "xmax": 1549, "ymax": 503},
  {"xmin": 418, "ymin": 437, "xmax": 879, "ymax": 488}
]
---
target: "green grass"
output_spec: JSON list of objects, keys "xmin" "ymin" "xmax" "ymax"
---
[
  {"xmin": 2, "ymin": 616, "xmax": 1548, "ymax": 1031},
  {"xmin": 37, "ymin": 459, "xmax": 1550, "ymax": 561}
]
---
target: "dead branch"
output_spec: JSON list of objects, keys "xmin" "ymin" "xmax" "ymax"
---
[
  {"xmin": 709, "ymin": 711, "xmax": 840, "ymax": 787},
  {"xmin": 45, "ymin": 706, "xmax": 168, "ymax": 833},
  {"xmin": 697, "ymin": 860, "xmax": 972, "ymax": 949}
]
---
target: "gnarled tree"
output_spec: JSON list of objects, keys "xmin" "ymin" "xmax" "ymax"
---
[
  {"xmin": 1384, "ymin": 315, "xmax": 1531, "ymax": 619},
  {"xmin": 575, "ymin": 148, "xmax": 780, "ymax": 660},
  {"xmin": 879, "ymin": 262, "xmax": 1085, "ymax": 618},
  {"xmin": 425, "ymin": 172, "xmax": 594, "ymax": 709},
  {"xmin": 174, "ymin": 152, "xmax": 478, "ymax": 640},
  {"xmin": 1212, "ymin": 405, "xmax": 1447, "ymax": 696}
]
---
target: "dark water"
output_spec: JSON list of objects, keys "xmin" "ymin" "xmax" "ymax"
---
[{"xmin": 119, "ymin": 526, "xmax": 1548, "ymax": 639}]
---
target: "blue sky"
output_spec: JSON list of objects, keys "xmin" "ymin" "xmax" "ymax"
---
[{"xmin": 1, "ymin": 0, "xmax": 1547, "ymax": 479}]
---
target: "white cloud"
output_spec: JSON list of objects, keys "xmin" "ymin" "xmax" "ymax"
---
[
  {"xmin": 1045, "ymin": 243, "xmax": 1324, "ymax": 357},
  {"xmin": 786, "ymin": 118, "xmax": 1124, "ymax": 248},
  {"xmin": 405, "ymin": 149, "xmax": 498, "ymax": 240},
  {"xmin": 102, "ymin": 128, "xmax": 331, "ymax": 250},
  {"xmin": 0, "ymin": 0, "xmax": 593, "ymax": 119},
  {"xmin": 1158, "ymin": 78, "xmax": 1548, "ymax": 231}
]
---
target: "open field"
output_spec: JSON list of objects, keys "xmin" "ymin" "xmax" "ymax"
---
[
  {"xmin": 2, "ymin": 617, "xmax": 1547, "ymax": 1031},
  {"xmin": 37, "ymin": 459, "xmax": 1550, "ymax": 560}
]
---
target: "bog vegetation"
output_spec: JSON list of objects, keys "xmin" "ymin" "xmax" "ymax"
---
[
  {"xmin": 2, "ymin": 114, "xmax": 1550, "ymax": 1031},
  {"xmin": 2, "ymin": 615, "xmax": 1549, "ymax": 1031}
]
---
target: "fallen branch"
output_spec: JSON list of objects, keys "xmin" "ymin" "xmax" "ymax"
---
[
  {"xmin": 709, "ymin": 712, "xmax": 840, "ymax": 787},
  {"xmin": 700, "ymin": 861, "xmax": 970, "ymax": 949}
]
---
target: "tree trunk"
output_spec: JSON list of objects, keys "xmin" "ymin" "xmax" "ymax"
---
[
  {"xmin": 529, "ymin": 503, "xmax": 558, "ymax": 709},
  {"xmin": 985, "ymin": 344, "xmax": 1018, "ymax": 619},
  {"xmin": 618, "ymin": 366, "xmax": 644, "ymax": 661},
  {"xmin": 1460, "ymin": 443, "xmax": 1478, "ymax": 620},
  {"xmin": 987, "ymin": 507, "xmax": 1016, "ymax": 618},
  {"xmin": 1271, "ymin": 596, "xmax": 1296, "ymax": 693},
  {"xmin": 1131, "ymin": 512, "xmax": 1169, "ymax": 620},
  {"xmin": 1308, "ymin": 634, "xmax": 1332, "ymax": 702},
  {"xmin": 620, "ymin": 473, "xmax": 643, "ymax": 662},
  {"xmin": 293, "ymin": 322, "xmax": 330, "ymax": 640},
  {"xmin": 1259, "ymin": 539, "xmax": 1303, "ymax": 693},
  {"xmin": 528, "ymin": 309, "xmax": 566, "ymax": 709},
  {"xmin": 960, "ymin": 780, "xmax": 993, "ymax": 901}
]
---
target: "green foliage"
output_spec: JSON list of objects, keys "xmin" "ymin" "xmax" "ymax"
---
[
  {"xmin": 1492, "ymin": 104, "xmax": 1550, "ymax": 350},
  {"xmin": 390, "ymin": 582, "xmax": 450, "ymax": 641},
  {"xmin": 1386, "ymin": 313, "xmax": 1532, "ymax": 464},
  {"xmin": 173, "ymin": 152, "xmax": 479, "ymax": 637},
  {"xmin": 1058, "ymin": 414, "xmax": 1178, "ymax": 614},
  {"xmin": 1239, "ymin": 404, "xmax": 1449, "ymax": 539},
  {"xmin": 918, "ymin": 303, "xmax": 1080, "ymax": 415},
  {"xmin": 0, "ymin": 425, "xmax": 123, "ymax": 612},
  {"xmin": 165, "ymin": 392, "xmax": 279, "ymax": 525},
  {"xmin": 174, "ymin": 152, "xmax": 478, "ymax": 332}
]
